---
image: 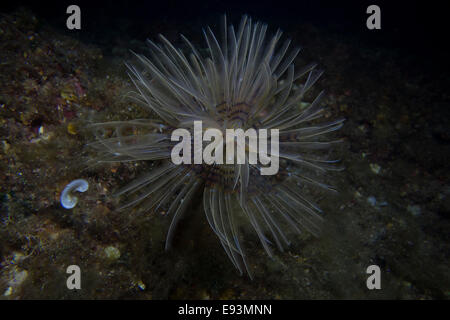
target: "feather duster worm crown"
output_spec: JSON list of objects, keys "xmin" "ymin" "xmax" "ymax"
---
[{"xmin": 89, "ymin": 15, "xmax": 344, "ymax": 278}]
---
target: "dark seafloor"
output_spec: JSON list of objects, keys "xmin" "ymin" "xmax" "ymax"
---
[{"xmin": 0, "ymin": 1, "xmax": 449, "ymax": 299}]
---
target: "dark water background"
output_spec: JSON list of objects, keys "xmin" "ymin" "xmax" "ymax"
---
[
  {"xmin": 0, "ymin": 0, "xmax": 449, "ymax": 299},
  {"xmin": 4, "ymin": 0, "xmax": 448, "ymax": 56}
]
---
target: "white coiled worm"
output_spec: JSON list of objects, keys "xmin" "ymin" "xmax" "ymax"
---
[{"xmin": 60, "ymin": 179, "xmax": 89, "ymax": 209}]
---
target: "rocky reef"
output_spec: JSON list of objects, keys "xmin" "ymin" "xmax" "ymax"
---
[{"xmin": 0, "ymin": 8, "xmax": 448, "ymax": 299}]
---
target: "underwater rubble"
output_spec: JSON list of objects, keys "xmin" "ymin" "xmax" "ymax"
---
[{"xmin": 0, "ymin": 8, "xmax": 449, "ymax": 299}]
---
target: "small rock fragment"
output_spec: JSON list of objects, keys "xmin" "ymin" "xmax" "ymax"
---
[
  {"xmin": 370, "ymin": 163, "xmax": 381, "ymax": 174},
  {"xmin": 407, "ymin": 205, "xmax": 421, "ymax": 216},
  {"xmin": 367, "ymin": 196, "xmax": 377, "ymax": 206},
  {"xmin": 104, "ymin": 246, "xmax": 121, "ymax": 260}
]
